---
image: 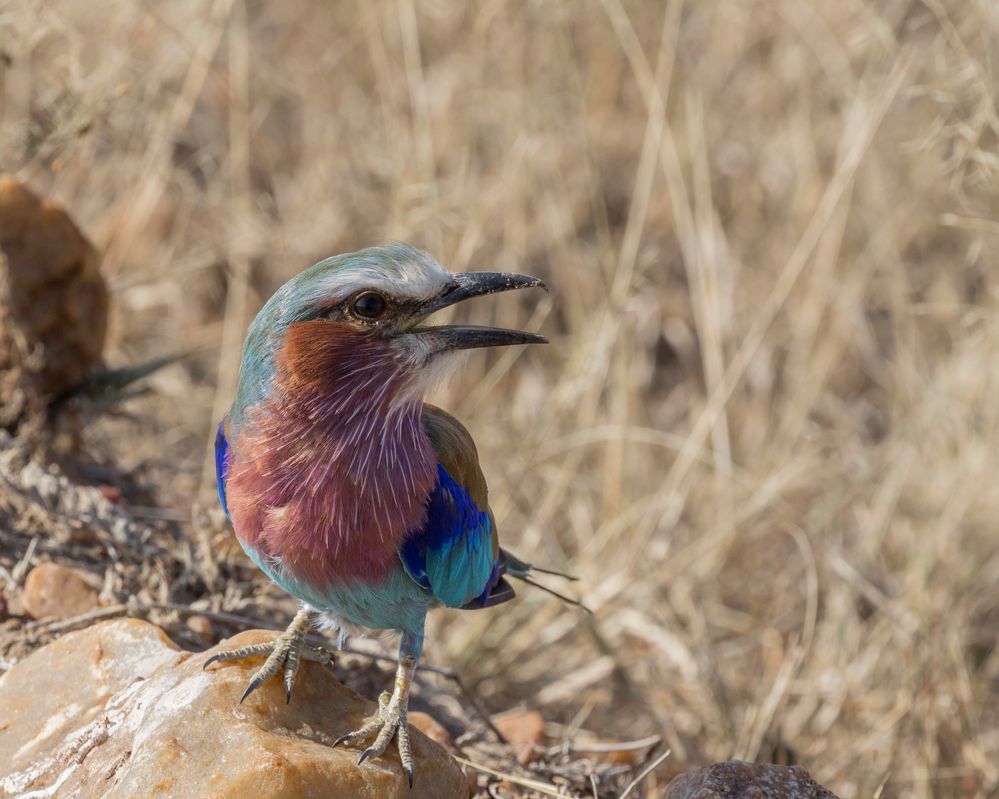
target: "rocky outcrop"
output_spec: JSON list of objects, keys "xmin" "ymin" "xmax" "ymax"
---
[
  {"xmin": 663, "ymin": 760, "xmax": 838, "ymax": 799},
  {"xmin": 0, "ymin": 620, "xmax": 468, "ymax": 798}
]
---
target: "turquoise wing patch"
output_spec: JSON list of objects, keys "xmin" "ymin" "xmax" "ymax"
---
[{"xmin": 400, "ymin": 465, "xmax": 499, "ymax": 608}]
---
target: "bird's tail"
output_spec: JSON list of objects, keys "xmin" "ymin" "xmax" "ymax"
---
[
  {"xmin": 49, "ymin": 351, "xmax": 191, "ymax": 414},
  {"xmin": 500, "ymin": 548, "xmax": 590, "ymax": 612}
]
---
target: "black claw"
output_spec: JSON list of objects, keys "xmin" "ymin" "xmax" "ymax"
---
[
  {"xmin": 357, "ymin": 749, "xmax": 372, "ymax": 766},
  {"xmin": 405, "ymin": 766, "xmax": 414, "ymax": 788},
  {"xmin": 239, "ymin": 678, "xmax": 262, "ymax": 704},
  {"xmin": 203, "ymin": 654, "xmax": 220, "ymax": 670},
  {"xmin": 285, "ymin": 687, "xmax": 292, "ymax": 704}
]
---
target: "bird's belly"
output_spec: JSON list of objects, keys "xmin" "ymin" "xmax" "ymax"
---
[
  {"xmin": 240, "ymin": 538, "xmax": 432, "ymax": 635},
  {"xmin": 313, "ymin": 572, "xmax": 435, "ymax": 635}
]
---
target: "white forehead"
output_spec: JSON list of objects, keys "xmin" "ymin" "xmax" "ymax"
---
[{"xmin": 304, "ymin": 244, "xmax": 451, "ymax": 305}]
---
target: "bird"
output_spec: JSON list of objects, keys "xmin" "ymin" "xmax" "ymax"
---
[{"xmin": 207, "ymin": 243, "xmax": 580, "ymax": 784}]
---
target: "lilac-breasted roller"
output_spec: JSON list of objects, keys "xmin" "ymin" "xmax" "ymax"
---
[{"xmin": 207, "ymin": 244, "xmax": 578, "ymax": 783}]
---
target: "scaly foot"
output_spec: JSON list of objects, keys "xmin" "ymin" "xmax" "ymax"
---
[
  {"xmin": 204, "ymin": 608, "xmax": 332, "ymax": 703},
  {"xmin": 333, "ymin": 652, "xmax": 418, "ymax": 786}
]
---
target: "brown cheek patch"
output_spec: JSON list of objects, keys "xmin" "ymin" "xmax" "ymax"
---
[{"xmin": 277, "ymin": 320, "xmax": 368, "ymax": 392}]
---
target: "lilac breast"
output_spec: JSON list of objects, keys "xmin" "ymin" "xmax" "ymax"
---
[{"xmin": 225, "ymin": 320, "xmax": 438, "ymax": 590}]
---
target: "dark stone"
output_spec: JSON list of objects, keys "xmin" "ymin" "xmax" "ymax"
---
[
  {"xmin": 663, "ymin": 760, "xmax": 838, "ymax": 799},
  {"xmin": 0, "ymin": 176, "xmax": 108, "ymax": 431}
]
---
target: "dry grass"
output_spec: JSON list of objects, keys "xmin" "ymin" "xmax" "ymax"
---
[{"xmin": 3, "ymin": 1, "xmax": 999, "ymax": 796}]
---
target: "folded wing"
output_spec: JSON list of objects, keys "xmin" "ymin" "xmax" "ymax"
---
[{"xmin": 399, "ymin": 405, "xmax": 515, "ymax": 609}]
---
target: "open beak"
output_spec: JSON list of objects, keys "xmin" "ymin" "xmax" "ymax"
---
[{"xmin": 411, "ymin": 272, "xmax": 549, "ymax": 353}]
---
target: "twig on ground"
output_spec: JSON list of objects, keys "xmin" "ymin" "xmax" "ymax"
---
[
  {"xmin": 454, "ymin": 755, "xmax": 566, "ymax": 798},
  {"xmin": 11, "ymin": 536, "xmax": 38, "ymax": 583},
  {"xmin": 553, "ymin": 735, "xmax": 661, "ymax": 756},
  {"xmin": 616, "ymin": 749, "xmax": 671, "ymax": 799}
]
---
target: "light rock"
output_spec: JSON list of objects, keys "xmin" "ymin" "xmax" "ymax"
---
[
  {"xmin": 492, "ymin": 708, "xmax": 546, "ymax": 764},
  {"xmin": 0, "ymin": 620, "xmax": 467, "ymax": 798},
  {"xmin": 409, "ymin": 711, "xmax": 457, "ymax": 753},
  {"xmin": 408, "ymin": 712, "xmax": 478, "ymax": 797},
  {"xmin": 21, "ymin": 562, "xmax": 100, "ymax": 620},
  {"xmin": 184, "ymin": 613, "xmax": 214, "ymax": 646},
  {"xmin": 663, "ymin": 760, "xmax": 838, "ymax": 799},
  {"xmin": 0, "ymin": 176, "xmax": 108, "ymax": 429}
]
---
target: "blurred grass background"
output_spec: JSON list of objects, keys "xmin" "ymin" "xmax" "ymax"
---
[{"xmin": 3, "ymin": 1, "xmax": 999, "ymax": 795}]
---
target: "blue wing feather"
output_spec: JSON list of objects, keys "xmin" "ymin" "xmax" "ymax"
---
[
  {"xmin": 215, "ymin": 420, "xmax": 232, "ymax": 521},
  {"xmin": 400, "ymin": 464, "xmax": 500, "ymax": 608}
]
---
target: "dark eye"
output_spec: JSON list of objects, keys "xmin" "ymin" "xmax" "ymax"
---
[{"xmin": 351, "ymin": 291, "xmax": 387, "ymax": 320}]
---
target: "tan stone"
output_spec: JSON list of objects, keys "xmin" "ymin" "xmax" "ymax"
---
[
  {"xmin": 407, "ymin": 714, "xmax": 478, "ymax": 796},
  {"xmin": 409, "ymin": 711, "xmax": 457, "ymax": 753},
  {"xmin": 492, "ymin": 708, "xmax": 546, "ymax": 764},
  {"xmin": 185, "ymin": 613, "xmax": 214, "ymax": 646},
  {"xmin": 21, "ymin": 562, "xmax": 100, "ymax": 620},
  {"xmin": 0, "ymin": 618, "xmax": 181, "ymax": 792},
  {"xmin": 663, "ymin": 761, "xmax": 838, "ymax": 799},
  {"xmin": 0, "ymin": 621, "xmax": 467, "ymax": 798}
]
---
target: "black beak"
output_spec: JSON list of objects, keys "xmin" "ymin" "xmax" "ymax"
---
[{"xmin": 412, "ymin": 271, "xmax": 548, "ymax": 353}]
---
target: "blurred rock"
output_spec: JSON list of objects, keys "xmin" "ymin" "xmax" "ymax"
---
[
  {"xmin": 185, "ymin": 613, "xmax": 214, "ymax": 645},
  {"xmin": 0, "ymin": 620, "xmax": 467, "ymax": 798},
  {"xmin": 98, "ymin": 484, "xmax": 124, "ymax": 504},
  {"xmin": 663, "ymin": 761, "xmax": 838, "ymax": 799},
  {"xmin": 410, "ymin": 711, "xmax": 458, "ymax": 753},
  {"xmin": 492, "ymin": 708, "xmax": 546, "ymax": 764},
  {"xmin": 408, "ymin": 712, "xmax": 478, "ymax": 796},
  {"xmin": 21, "ymin": 561, "xmax": 100, "ymax": 620},
  {"xmin": 0, "ymin": 176, "xmax": 108, "ymax": 430}
]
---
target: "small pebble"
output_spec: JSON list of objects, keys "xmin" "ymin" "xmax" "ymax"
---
[
  {"xmin": 186, "ymin": 614, "xmax": 214, "ymax": 645},
  {"xmin": 22, "ymin": 562, "xmax": 99, "ymax": 620},
  {"xmin": 492, "ymin": 709, "xmax": 546, "ymax": 764}
]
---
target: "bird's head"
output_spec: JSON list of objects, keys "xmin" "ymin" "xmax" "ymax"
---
[{"xmin": 233, "ymin": 244, "xmax": 547, "ymax": 420}]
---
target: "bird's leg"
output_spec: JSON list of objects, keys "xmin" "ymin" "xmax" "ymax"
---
[
  {"xmin": 333, "ymin": 629, "xmax": 423, "ymax": 786},
  {"xmin": 204, "ymin": 607, "xmax": 333, "ymax": 703}
]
